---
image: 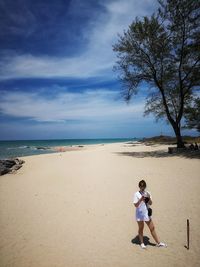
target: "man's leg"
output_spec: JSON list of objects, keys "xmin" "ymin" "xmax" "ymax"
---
[
  {"xmin": 145, "ymin": 219, "xmax": 160, "ymax": 244},
  {"xmin": 137, "ymin": 221, "xmax": 144, "ymax": 244}
]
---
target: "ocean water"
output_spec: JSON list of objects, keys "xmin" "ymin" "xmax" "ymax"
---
[{"xmin": 0, "ymin": 138, "xmax": 138, "ymax": 159}]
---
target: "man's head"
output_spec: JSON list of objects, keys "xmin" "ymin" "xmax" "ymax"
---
[{"xmin": 138, "ymin": 180, "xmax": 146, "ymax": 191}]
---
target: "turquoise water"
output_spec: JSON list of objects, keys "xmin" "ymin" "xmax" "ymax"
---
[{"xmin": 0, "ymin": 138, "xmax": 138, "ymax": 159}]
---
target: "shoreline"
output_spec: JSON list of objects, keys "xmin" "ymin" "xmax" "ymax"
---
[
  {"xmin": 1, "ymin": 135, "xmax": 199, "ymax": 160},
  {"xmin": 0, "ymin": 138, "xmax": 137, "ymax": 160},
  {"xmin": 1, "ymin": 141, "xmax": 199, "ymax": 176}
]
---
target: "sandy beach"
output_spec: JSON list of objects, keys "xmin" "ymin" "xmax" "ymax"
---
[{"xmin": 0, "ymin": 142, "xmax": 200, "ymax": 267}]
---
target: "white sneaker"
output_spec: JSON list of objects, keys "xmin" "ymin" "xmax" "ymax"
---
[
  {"xmin": 141, "ymin": 243, "xmax": 147, "ymax": 249},
  {"xmin": 156, "ymin": 242, "xmax": 167, "ymax": 248}
]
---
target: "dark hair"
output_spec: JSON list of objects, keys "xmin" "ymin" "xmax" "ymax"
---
[{"xmin": 138, "ymin": 180, "xmax": 146, "ymax": 188}]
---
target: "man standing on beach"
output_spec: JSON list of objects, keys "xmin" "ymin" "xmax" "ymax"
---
[{"xmin": 133, "ymin": 180, "xmax": 167, "ymax": 249}]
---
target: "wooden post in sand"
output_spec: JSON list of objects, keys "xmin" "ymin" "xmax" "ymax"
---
[{"xmin": 187, "ymin": 219, "xmax": 190, "ymax": 250}]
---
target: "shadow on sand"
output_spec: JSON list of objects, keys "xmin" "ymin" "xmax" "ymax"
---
[
  {"xmin": 131, "ymin": 235, "xmax": 156, "ymax": 247},
  {"xmin": 116, "ymin": 150, "xmax": 200, "ymax": 159}
]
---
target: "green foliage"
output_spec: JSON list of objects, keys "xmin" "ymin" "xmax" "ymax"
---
[
  {"xmin": 184, "ymin": 97, "xmax": 200, "ymax": 132},
  {"xmin": 113, "ymin": 0, "xmax": 200, "ymax": 146}
]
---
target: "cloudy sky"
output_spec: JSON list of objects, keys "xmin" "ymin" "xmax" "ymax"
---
[{"xmin": 0, "ymin": 0, "xmax": 196, "ymax": 140}]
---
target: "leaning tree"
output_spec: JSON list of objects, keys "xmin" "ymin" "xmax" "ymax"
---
[{"xmin": 113, "ymin": 0, "xmax": 200, "ymax": 147}]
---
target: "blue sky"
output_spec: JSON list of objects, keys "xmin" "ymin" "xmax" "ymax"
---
[{"xmin": 0, "ymin": 0, "xmax": 197, "ymax": 140}]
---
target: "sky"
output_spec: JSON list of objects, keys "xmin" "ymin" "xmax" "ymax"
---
[{"xmin": 0, "ymin": 0, "xmax": 197, "ymax": 140}]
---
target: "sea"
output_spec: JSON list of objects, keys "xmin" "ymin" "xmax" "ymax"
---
[{"xmin": 0, "ymin": 138, "xmax": 138, "ymax": 159}]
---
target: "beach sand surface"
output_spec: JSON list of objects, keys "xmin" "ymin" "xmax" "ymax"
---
[{"xmin": 0, "ymin": 143, "xmax": 200, "ymax": 267}]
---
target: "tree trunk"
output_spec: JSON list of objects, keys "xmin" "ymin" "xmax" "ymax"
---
[{"xmin": 173, "ymin": 124, "xmax": 185, "ymax": 148}]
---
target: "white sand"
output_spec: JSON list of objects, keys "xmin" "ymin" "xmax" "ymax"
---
[{"xmin": 0, "ymin": 142, "xmax": 200, "ymax": 267}]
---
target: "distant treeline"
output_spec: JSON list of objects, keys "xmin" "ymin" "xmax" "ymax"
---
[{"xmin": 141, "ymin": 135, "xmax": 200, "ymax": 145}]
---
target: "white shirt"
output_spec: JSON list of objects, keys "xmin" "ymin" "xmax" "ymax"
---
[{"xmin": 133, "ymin": 191, "xmax": 152, "ymax": 221}]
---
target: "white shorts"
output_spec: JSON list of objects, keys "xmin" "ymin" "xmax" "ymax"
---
[{"xmin": 136, "ymin": 216, "xmax": 151, "ymax": 222}]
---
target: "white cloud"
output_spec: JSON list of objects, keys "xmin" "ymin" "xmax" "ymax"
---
[
  {"xmin": 0, "ymin": 0, "xmax": 157, "ymax": 80},
  {"xmin": 0, "ymin": 88, "xmax": 145, "ymax": 122},
  {"xmin": 1, "ymin": 88, "xmax": 175, "ymax": 140}
]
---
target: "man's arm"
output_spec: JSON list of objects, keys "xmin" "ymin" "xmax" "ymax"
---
[
  {"xmin": 148, "ymin": 198, "xmax": 153, "ymax": 205},
  {"xmin": 134, "ymin": 195, "xmax": 145, "ymax": 207},
  {"xmin": 146, "ymin": 192, "xmax": 152, "ymax": 205}
]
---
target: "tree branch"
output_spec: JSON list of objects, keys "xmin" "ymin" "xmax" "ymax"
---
[
  {"xmin": 182, "ymin": 57, "xmax": 200, "ymax": 84},
  {"xmin": 177, "ymin": 8, "xmax": 186, "ymax": 123}
]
